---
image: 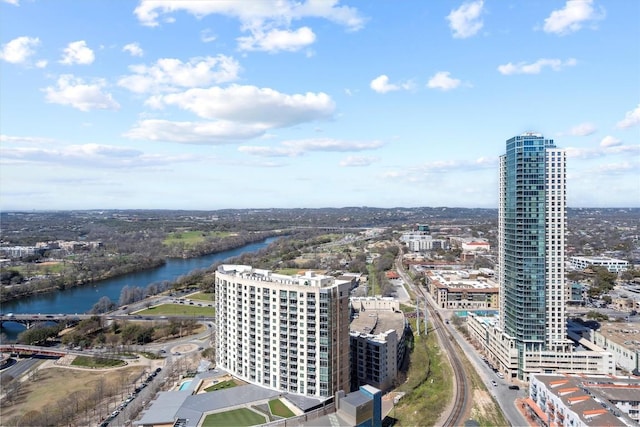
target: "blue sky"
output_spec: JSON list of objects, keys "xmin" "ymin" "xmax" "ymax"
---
[{"xmin": 1, "ymin": 0, "xmax": 638, "ymax": 210}]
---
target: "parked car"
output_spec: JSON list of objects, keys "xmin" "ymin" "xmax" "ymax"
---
[
  {"xmin": 491, "ymin": 380, "xmax": 498, "ymax": 387},
  {"xmin": 508, "ymin": 385, "xmax": 520, "ymax": 390}
]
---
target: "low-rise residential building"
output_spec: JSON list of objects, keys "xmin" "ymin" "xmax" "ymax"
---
[
  {"xmin": 612, "ymin": 295, "xmax": 640, "ymax": 313},
  {"xmin": 526, "ymin": 373, "xmax": 639, "ymax": 426},
  {"xmin": 570, "ymin": 256, "xmax": 629, "ymax": 273},
  {"xmin": 349, "ymin": 298, "xmax": 408, "ymax": 391},
  {"xmin": 461, "ymin": 240, "xmax": 491, "ymax": 253},
  {"xmin": 399, "ymin": 232, "xmax": 449, "ymax": 252},
  {"xmin": 585, "ymin": 322, "xmax": 640, "ymax": 374},
  {"xmin": 425, "ymin": 270, "xmax": 499, "ymax": 310}
]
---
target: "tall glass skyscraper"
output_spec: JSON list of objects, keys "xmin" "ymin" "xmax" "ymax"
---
[{"xmin": 498, "ymin": 133, "xmax": 570, "ymax": 373}]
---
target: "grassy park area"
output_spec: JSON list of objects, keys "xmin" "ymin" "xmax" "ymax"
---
[
  {"xmin": 163, "ymin": 230, "xmax": 232, "ymax": 247},
  {"xmin": 268, "ymin": 399, "xmax": 295, "ymax": 418},
  {"xmin": 202, "ymin": 408, "xmax": 266, "ymax": 427},
  {"xmin": 135, "ymin": 304, "xmax": 214, "ymax": 316},
  {"xmin": 0, "ymin": 366, "xmax": 143, "ymax": 426},
  {"xmin": 71, "ymin": 356, "xmax": 126, "ymax": 368},
  {"xmin": 187, "ymin": 292, "xmax": 214, "ymax": 301}
]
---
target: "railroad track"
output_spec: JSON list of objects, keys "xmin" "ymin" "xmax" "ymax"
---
[
  {"xmin": 427, "ymin": 301, "xmax": 469, "ymax": 426},
  {"xmin": 397, "ymin": 254, "xmax": 470, "ymax": 426}
]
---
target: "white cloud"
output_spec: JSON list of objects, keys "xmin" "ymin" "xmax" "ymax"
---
[
  {"xmin": 35, "ymin": 59, "xmax": 47, "ymax": 68},
  {"xmin": 122, "ymin": 42, "xmax": 144, "ymax": 57},
  {"xmin": 200, "ymin": 29, "xmax": 217, "ymax": 43},
  {"xmin": 382, "ymin": 156, "xmax": 497, "ymax": 185},
  {"xmin": 0, "ymin": 36, "xmax": 40, "ymax": 64},
  {"xmin": 616, "ymin": 104, "xmax": 640, "ymax": 129},
  {"xmin": 370, "ymin": 75, "xmax": 412, "ymax": 94},
  {"xmin": 239, "ymin": 138, "xmax": 383, "ymax": 157},
  {"xmin": 124, "ymin": 119, "xmax": 267, "ymax": 144},
  {"xmin": 237, "ymin": 27, "xmax": 316, "ymax": 52},
  {"xmin": 60, "ymin": 40, "xmax": 95, "ymax": 65},
  {"xmin": 543, "ymin": 0, "xmax": 604, "ymax": 35},
  {"xmin": 565, "ymin": 144, "xmax": 639, "ymax": 159},
  {"xmin": 2, "ymin": 0, "xmax": 19, "ymax": 5},
  {"xmin": 0, "ymin": 134, "xmax": 57, "ymax": 144},
  {"xmin": 339, "ymin": 156, "xmax": 378, "ymax": 167},
  {"xmin": 118, "ymin": 55, "xmax": 240, "ymax": 93},
  {"xmin": 568, "ymin": 122, "xmax": 597, "ymax": 136},
  {"xmin": 590, "ymin": 160, "xmax": 639, "ymax": 175},
  {"xmin": 133, "ymin": 0, "xmax": 365, "ymax": 31},
  {"xmin": 43, "ymin": 75, "xmax": 120, "ymax": 112},
  {"xmin": 427, "ymin": 71, "xmax": 461, "ymax": 91},
  {"xmin": 0, "ymin": 143, "xmax": 195, "ymax": 168},
  {"xmin": 133, "ymin": 0, "xmax": 364, "ymax": 53},
  {"xmin": 447, "ymin": 0, "xmax": 484, "ymax": 39},
  {"xmin": 147, "ymin": 84, "xmax": 335, "ymax": 127},
  {"xmin": 497, "ymin": 58, "xmax": 577, "ymax": 75},
  {"xmin": 600, "ymin": 136, "xmax": 621, "ymax": 147}
]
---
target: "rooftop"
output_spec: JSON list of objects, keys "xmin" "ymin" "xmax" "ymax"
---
[
  {"xmin": 216, "ymin": 264, "xmax": 348, "ymax": 288},
  {"xmin": 349, "ymin": 306, "xmax": 405, "ymax": 338},
  {"xmin": 426, "ymin": 270, "xmax": 499, "ymax": 291},
  {"xmin": 532, "ymin": 374, "xmax": 640, "ymax": 427},
  {"xmin": 595, "ymin": 321, "xmax": 640, "ymax": 353}
]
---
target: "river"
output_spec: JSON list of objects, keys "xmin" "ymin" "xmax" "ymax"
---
[{"xmin": 1, "ymin": 238, "xmax": 277, "ymax": 338}]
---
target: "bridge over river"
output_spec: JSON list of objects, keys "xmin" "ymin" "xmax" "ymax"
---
[{"xmin": 0, "ymin": 313, "xmax": 215, "ymax": 329}]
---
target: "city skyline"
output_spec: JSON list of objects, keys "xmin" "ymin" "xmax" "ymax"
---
[{"xmin": 1, "ymin": 0, "xmax": 639, "ymax": 211}]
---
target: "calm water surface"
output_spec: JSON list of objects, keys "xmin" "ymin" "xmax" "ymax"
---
[{"xmin": 1, "ymin": 238, "xmax": 276, "ymax": 338}]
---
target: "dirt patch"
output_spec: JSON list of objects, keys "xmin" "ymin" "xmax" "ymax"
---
[
  {"xmin": 469, "ymin": 389, "xmax": 494, "ymax": 420},
  {"xmin": 171, "ymin": 343, "xmax": 198, "ymax": 354}
]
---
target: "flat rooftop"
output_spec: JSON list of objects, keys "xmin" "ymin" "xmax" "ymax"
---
[
  {"xmin": 427, "ymin": 270, "xmax": 498, "ymax": 291},
  {"xmin": 596, "ymin": 321, "xmax": 640, "ymax": 352},
  {"xmin": 350, "ymin": 309, "xmax": 405, "ymax": 337},
  {"xmin": 217, "ymin": 264, "xmax": 348, "ymax": 288}
]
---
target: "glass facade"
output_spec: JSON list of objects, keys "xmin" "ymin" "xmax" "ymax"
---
[{"xmin": 499, "ymin": 133, "xmax": 568, "ymax": 370}]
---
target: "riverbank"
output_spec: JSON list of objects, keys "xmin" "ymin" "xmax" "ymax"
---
[
  {"xmin": 0, "ymin": 238, "xmax": 279, "ymax": 327},
  {"xmin": 1, "ymin": 232, "xmax": 280, "ymax": 305}
]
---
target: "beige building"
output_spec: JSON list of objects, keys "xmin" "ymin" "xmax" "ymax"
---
[
  {"xmin": 425, "ymin": 270, "xmax": 499, "ymax": 310},
  {"xmin": 586, "ymin": 322, "xmax": 640, "ymax": 374}
]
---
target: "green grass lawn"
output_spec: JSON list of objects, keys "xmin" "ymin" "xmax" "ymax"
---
[
  {"xmin": 71, "ymin": 355, "xmax": 125, "ymax": 368},
  {"xmin": 269, "ymin": 399, "xmax": 295, "ymax": 418},
  {"xmin": 187, "ymin": 292, "xmax": 214, "ymax": 301},
  {"xmin": 202, "ymin": 408, "xmax": 266, "ymax": 427},
  {"xmin": 163, "ymin": 230, "xmax": 232, "ymax": 247},
  {"xmin": 10, "ymin": 262, "xmax": 68, "ymax": 276},
  {"xmin": 204, "ymin": 379, "xmax": 237, "ymax": 392},
  {"xmin": 134, "ymin": 304, "xmax": 215, "ymax": 316}
]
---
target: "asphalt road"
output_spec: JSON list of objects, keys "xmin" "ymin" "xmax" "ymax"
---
[
  {"xmin": 0, "ymin": 356, "xmax": 43, "ymax": 383},
  {"xmin": 443, "ymin": 315, "xmax": 528, "ymax": 426}
]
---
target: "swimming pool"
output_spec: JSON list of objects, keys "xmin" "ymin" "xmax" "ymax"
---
[{"xmin": 179, "ymin": 380, "xmax": 192, "ymax": 391}]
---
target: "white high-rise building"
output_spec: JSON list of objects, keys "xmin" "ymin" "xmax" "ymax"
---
[{"xmin": 214, "ymin": 265, "xmax": 351, "ymax": 398}]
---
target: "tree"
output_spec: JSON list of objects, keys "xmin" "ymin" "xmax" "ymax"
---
[{"xmin": 90, "ymin": 296, "xmax": 116, "ymax": 314}]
